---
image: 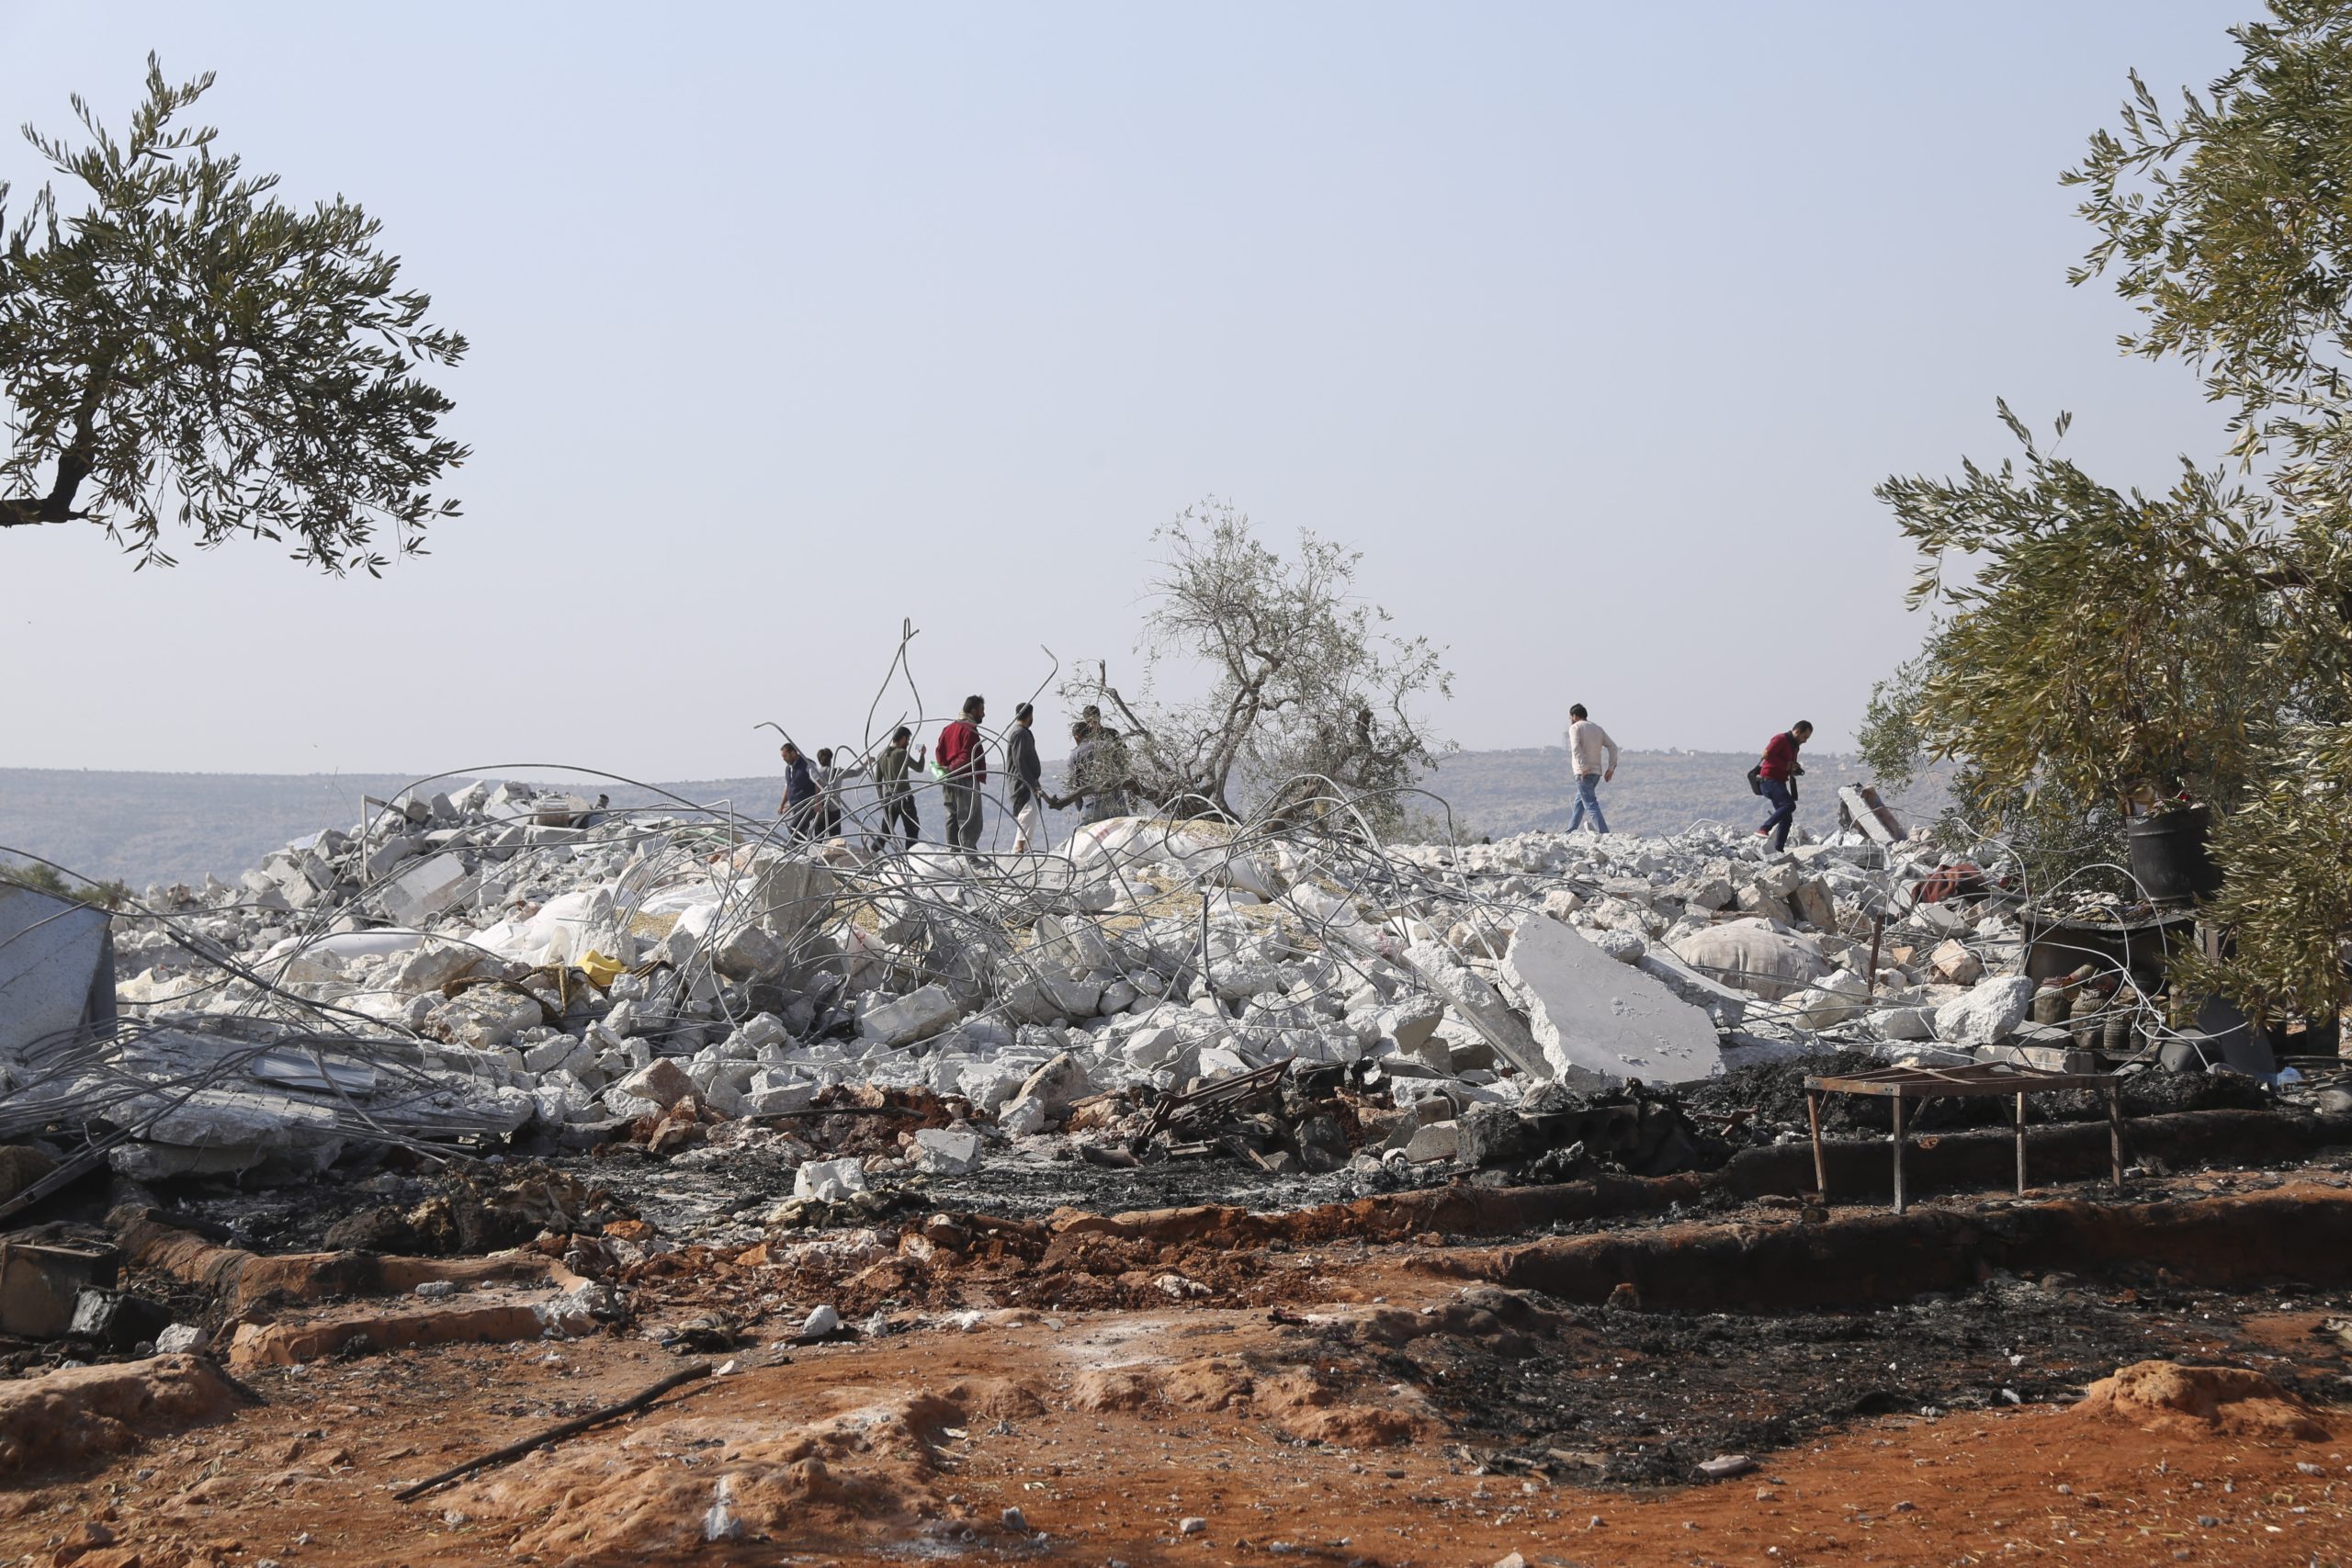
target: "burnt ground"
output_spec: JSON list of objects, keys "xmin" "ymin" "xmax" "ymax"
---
[
  {"xmin": 1363, "ymin": 1274, "xmax": 2351, "ymax": 1488},
  {"xmin": 8, "ymin": 1158, "xmax": 2352, "ymax": 1565},
  {"xmin": 59, "ymin": 1055, "xmax": 2289, "ymax": 1260}
]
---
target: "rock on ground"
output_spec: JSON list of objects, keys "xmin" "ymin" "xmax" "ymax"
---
[
  {"xmin": 2071, "ymin": 1360, "xmax": 2332, "ymax": 1441},
  {"xmin": 0, "ymin": 1355, "xmax": 252, "ymax": 1476},
  {"xmin": 1933, "ymin": 975, "xmax": 2034, "ymax": 1048}
]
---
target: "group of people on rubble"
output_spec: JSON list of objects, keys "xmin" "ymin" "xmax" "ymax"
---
[
  {"xmin": 775, "ymin": 697, "xmax": 1138, "ymax": 856},
  {"xmin": 1562, "ymin": 703, "xmax": 1817, "ymax": 851}
]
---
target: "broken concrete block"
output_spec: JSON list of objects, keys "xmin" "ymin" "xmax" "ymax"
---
[
  {"xmin": 431, "ymin": 989, "xmax": 544, "ymax": 1050},
  {"xmin": 860, "ymin": 984, "xmax": 960, "ymax": 1047},
  {"xmin": 1787, "ymin": 967, "xmax": 1871, "ymax": 1030},
  {"xmin": 742, "ymin": 1077, "xmax": 816, "ymax": 1117},
  {"xmin": 1454, "ymin": 1101, "xmax": 1540, "ymax": 1168},
  {"xmin": 522, "ymin": 1035, "xmax": 580, "ymax": 1073},
  {"xmin": 712, "ymin": 922, "xmax": 786, "ymax": 981},
  {"xmin": 1011, "ymin": 1052, "xmax": 1091, "ymax": 1116},
  {"xmin": 1869, "ymin": 1006, "xmax": 1938, "ymax": 1042},
  {"xmin": 1790, "ymin": 878, "xmax": 1838, "ymax": 932},
  {"xmin": 616, "ymin": 1058, "xmax": 698, "ymax": 1111},
  {"xmin": 793, "ymin": 1157, "xmax": 869, "ymax": 1201},
  {"xmin": 380, "ymin": 852, "xmax": 472, "ymax": 926},
  {"xmin": 1122, "ymin": 1024, "xmax": 1185, "ymax": 1069},
  {"xmin": 1588, "ymin": 928, "xmax": 1645, "ymax": 964},
  {"xmin": 1633, "ymin": 948, "xmax": 1747, "ymax": 1029},
  {"xmin": 1402, "ymin": 1121, "xmax": 1459, "ymax": 1162},
  {"xmin": 153, "ymin": 1323, "xmax": 209, "ymax": 1355},
  {"xmin": 1000, "ymin": 1096, "xmax": 1050, "ymax": 1135},
  {"xmin": 364, "ymin": 834, "xmax": 422, "ymax": 879},
  {"xmin": 1404, "ymin": 941, "xmax": 1549, "ymax": 1081},
  {"xmin": 959, "ymin": 1062, "xmax": 1026, "ymax": 1113},
  {"xmin": 751, "ymin": 857, "xmax": 837, "ymax": 942},
  {"xmin": 1384, "ymin": 995, "xmax": 1445, "ymax": 1055},
  {"xmin": 1501, "ymin": 916, "xmax": 1723, "ymax": 1086},
  {"xmin": 1933, "ymin": 975, "xmax": 2035, "ymax": 1047},
  {"xmin": 1045, "ymin": 976, "xmax": 1104, "ymax": 1018},
  {"xmin": 1928, "ymin": 939, "xmax": 1984, "ymax": 986},
  {"xmin": 390, "ymin": 938, "xmax": 491, "ymax": 994},
  {"xmin": 911, "ymin": 1128, "xmax": 984, "ymax": 1175},
  {"xmin": 1681, "ymin": 876, "xmax": 1736, "ymax": 912}
]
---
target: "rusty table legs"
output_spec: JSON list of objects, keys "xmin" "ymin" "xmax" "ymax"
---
[
  {"xmin": 1806, "ymin": 1089, "xmax": 1826, "ymax": 1200},
  {"xmin": 1891, "ymin": 1092, "xmax": 1908, "ymax": 1215},
  {"xmin": 2107, "ymin": 1082, "xmax": 2127, "ymax": 1185}
]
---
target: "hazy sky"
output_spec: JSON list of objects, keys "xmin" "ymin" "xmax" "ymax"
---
[{"xmin": 1, "ymin": 2, "xmax": 2248, "ymax": 778}]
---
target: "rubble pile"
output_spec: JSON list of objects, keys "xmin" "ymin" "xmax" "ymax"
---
[{"xmin": 0, "ymin": 772, "xmax": 2222, "ymax": 1200}]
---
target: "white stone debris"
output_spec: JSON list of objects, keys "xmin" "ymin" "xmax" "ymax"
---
[
  {"xmin": 11, "ymin": 768, "xmax": 2062, "ymax": 1186},
  {"xmin": 1933, "ymin": 974, "xmax": 2037, "ymax": 1048},
  {"xmin": 911, "ymin": 1127, "xmax": 985, "ymax": 1175}
]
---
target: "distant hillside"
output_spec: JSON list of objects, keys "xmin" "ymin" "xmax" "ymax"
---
[{"xmin": 0, "ymin": 750, "xmax": 1949, "ymax": 888}]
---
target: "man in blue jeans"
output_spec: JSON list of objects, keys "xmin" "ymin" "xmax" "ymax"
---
[
  {"xmin": 1564, "ymin": 704, "xmax": 1620, "ymax": 833},
  {"xmin": 1755, "ymin": 719, "xmax": 1813, "ymax": 851}
]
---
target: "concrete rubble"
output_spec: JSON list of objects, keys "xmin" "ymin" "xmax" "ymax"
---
[{"xmin": 0, "ymin": 772, "xmax": 2197, "ymax": 1207}]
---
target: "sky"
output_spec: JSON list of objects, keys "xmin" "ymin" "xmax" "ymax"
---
[{"xmin": 0, "ymin": 1, "xmax": 2253, "ymax": 778}]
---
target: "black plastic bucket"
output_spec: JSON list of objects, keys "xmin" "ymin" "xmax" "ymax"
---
[{"xmin": 2125, "ymin": 804, "xmax": 2222, "ymax": 905}]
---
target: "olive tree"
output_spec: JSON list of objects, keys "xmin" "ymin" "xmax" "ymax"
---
[
  {"xmin": 0, "ymin": 58, "xmax": 467, "ymax": 573},
  {"xmin": 1064, "ymin": 499, "xmax": 1453, "ymax": 829},
  {"xmin": 1874, "ymin": 1, "xmax": 2352, "ymax": 1020}
]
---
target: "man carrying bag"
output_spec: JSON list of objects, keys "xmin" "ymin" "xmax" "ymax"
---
[{"xmin": 1751, "ymin": 720, "xmax": 1812, "ymax": 852}]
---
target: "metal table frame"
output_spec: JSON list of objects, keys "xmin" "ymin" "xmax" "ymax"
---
[{"xmin": 1803, "ymin": 1063, "xmax": 2126, "ymax": 1213}]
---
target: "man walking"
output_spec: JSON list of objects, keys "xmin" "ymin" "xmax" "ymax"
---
[
  {"xmin": 776, "ymin": 741, "xmax": 820, "ymax": 842},
  {"xmin": 872, "ymin": 727, "xmax": 923, "ymax": 846},
  {"xmin": 813, "ymin": 747, "xmax": 846, "ymax": 840},
  {"xmin": 1755, "ymin": 719, "xmax": 1813, "ymax": 852},
  {"xmin": 1005, "ymin": 702, "xmax": 1049, "ymax": 853},
  {"xmin": 937, "ymin": 695, "xmax": 988, "ymax": 855},
  {"xmin": 1564, "ymin": 704, "xmax": 1619, "ymax": 834}
]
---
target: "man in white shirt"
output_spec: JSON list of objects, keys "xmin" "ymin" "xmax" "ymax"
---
[{"xmin": 1564, "ymin": 704, "xmax": 1619, "ymax": 834}]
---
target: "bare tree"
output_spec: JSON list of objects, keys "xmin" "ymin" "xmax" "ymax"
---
[{"xmin": 1065, "ymin": 499, "xmax": 1453, "ymax": 827}]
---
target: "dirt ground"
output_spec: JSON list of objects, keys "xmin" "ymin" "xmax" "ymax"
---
[{"xmin": 7, "ymin": 1160, "xmax": 2352, "ymax": 1568}]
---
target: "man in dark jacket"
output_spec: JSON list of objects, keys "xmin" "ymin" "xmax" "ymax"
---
[
  {"xmin": 1755, "ymin": 720, "xmax": 1813, "ymax": 852},
  {"xmin": 936, "ymin": 695, "xmax": 988, "ymax": 854},
  {"xmin": 872, "ymin": 727, "xmax": 922, "ymax": 846},
  {"xmin": 777, "ymin": 742, "xmax": 820, "ymax": 841},
  {"xmin": 1005, "ymin": 702, "xmax": 1051, "ymax": 853}
]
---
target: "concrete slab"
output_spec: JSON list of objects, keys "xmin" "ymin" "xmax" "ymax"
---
[
  {"xmin": 1398, "ymin": 941, "xmax": 1550, "ymax": 1081},
  {"xmin": 1501, "ymin": 914, "xmax": 1724, "ymax": 1087},
  {"xmin": 0, "ymin": 884, "xmax": 116, "ymax": 1058},
  {"xmin": 1634, "ymin": 947, "xmax": 1748, "ymax": 1029}
]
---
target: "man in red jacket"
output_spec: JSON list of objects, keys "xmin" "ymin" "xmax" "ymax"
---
[
  {"xmin": 937, "ymin": 694, "xmax": 989, "ymax": 854},
  {"xmin": 1755, "ymin": 719, "xmax": 1812, "ymax": 852}
]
